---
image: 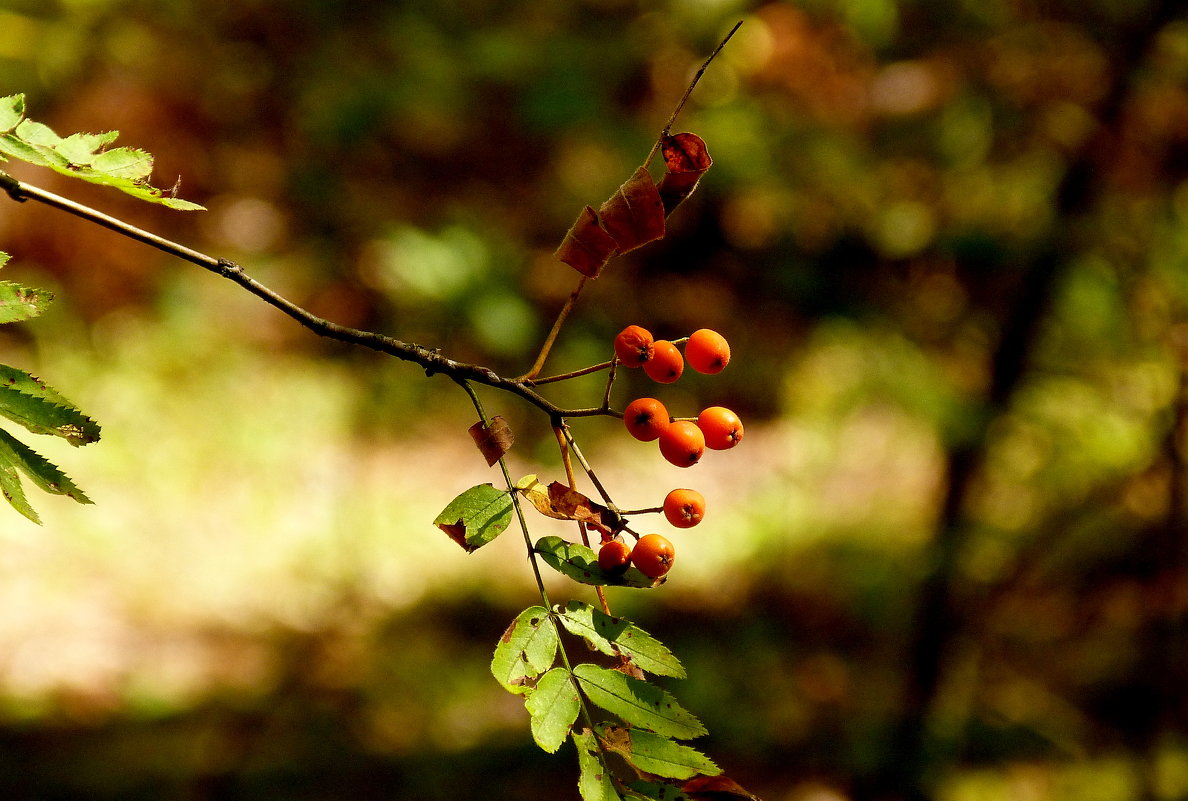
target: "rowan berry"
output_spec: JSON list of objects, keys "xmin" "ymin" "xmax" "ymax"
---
[
  {"xmin": 614, "ymin": 325, "xmax": 654, "ymax": 367},
  {"xmin": 663, "ymin": 488, "xmax": 706, "ymax": 528},
  {"xmin": 685, "ymin": 328, "xmax": 730, "ymax": 374},
  {"xmin": 598, "ymin": 539, "xmax": 633, "ymax": 575},
  {"xmin": 643, "ymin": 340, "xmax": 683, "ymax": 383},
  {"xmin": 623, "ymin": 397, "xmax": 670, "ymax": 442},
  {"xmin": 631, "ymin": 533, "xmax": 675, "ymax": 579},
  {"xmin": 658, "ymin": 420, "xmax": 705, "ymax": 467},
  {"xmin": 697, "ymin": 406, "xmax": 744, "ymax": 450}
]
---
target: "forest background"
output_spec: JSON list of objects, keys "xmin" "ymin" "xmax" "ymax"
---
[{"xmin": 0, "ymin": 1, "xmax": 1186, "ymax": 800}]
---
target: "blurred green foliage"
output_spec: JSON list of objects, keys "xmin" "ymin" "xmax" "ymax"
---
[{"xmin": 0, "ymin": 0, "xmax": 1188, "ymax": 799}]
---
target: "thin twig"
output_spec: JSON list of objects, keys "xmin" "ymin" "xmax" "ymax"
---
[
  {"xmin": 518, "ymin": 276, "xmax": 588, "ymax": 381},
  {"xmin": 0, "ymin": 172, "xmax": 615, "ymax": 421},
  {"xmin": 642, "ymin": 20, "xmax": 743, "ymax": 168}
]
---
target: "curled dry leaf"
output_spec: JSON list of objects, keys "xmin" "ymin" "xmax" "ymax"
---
[
  {"xmin": 468, "ymin": 415, "xmax": 514, "ymax": 466},
  {"xmin": 682, "ymin": 775, "xmax": 763, "ymax": 801},
  {"xmin": 554, "ymin": 205, "xmax": 618, "ymax": 278},
  {"xmin": 658, "ymin": 132, "xmax": 713, "ymax": 215},
  {"xmin": 597, "ymin": 165, "xmax": 666, "ymax": 254},
  {"xmin": 521, "ymin": 479, "xmax": 614, "ymax": 536}
]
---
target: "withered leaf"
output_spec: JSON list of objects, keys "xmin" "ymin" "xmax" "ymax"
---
[
  {"xmin": 658, "ymin": 132, "xmax": 713, "ymax": 215},
  {"xmin": 468, "ymin": 415, "xmax": 514, "ymax": 466},
  {"xmin": 520, "ymin": 479, "xmax": 613, "ymax": 536},
  {"xmin": 598, "ymin": 165, "xmax": 666, "ymax": 254},
  {"xmin": 554, "ymin": 205, "xmax": 618, "ymax": 278},
  {"xmin": 681, "ymin": 775, "xmax": 763, "ymax": 801}
]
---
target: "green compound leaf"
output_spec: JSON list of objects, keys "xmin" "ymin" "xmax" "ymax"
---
[
  {"xmin": 598, "ymin": 724, "xmax": 720, "ymax": 780},
  {"xmin": 434, "ymin": 483, "xmax": 512, "ymax": 552},
  {"xmin": 491, "ymin": 605, "xmax": 558, "ymax": 695},
  {"xmin": 573, "ymin": 664, "xmax": 706, "ymax": 740},
  {"xmin": 574, "ymin": 728, "xmax": 624, "ymax": 801},
  {"xmin": 534, "ymin": 536, "xmax": 660, "ymax": 589},
  {"xmin": 0, "ymin": 364, "xmax": 101, "ymax": 446},
  {"xmin": 525, "ymin": 667, "xmax": 581, "ymax": 753},
  {"xmin": 0, "ymin": 94, "xmax": 205, "ymax": 210},
  {"xmin": 557, "ymin": 601, "xmax": 685, "ymax": 679}
]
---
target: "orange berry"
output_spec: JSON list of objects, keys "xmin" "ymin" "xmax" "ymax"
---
[
  {"xmin": 631, "ymin": 533, "xmax": 675, "ymax": 579},
  {"xmin": 643, "ymin": 340, "xmax": 684, "ymax": 383},
  {"xmin": 663, "ymin": 488, "xmax": 706, "ymax": 528},
  {"xmin": 658, "ymin": 420, "xmax": 705, "ymax": 467},
  {"xmin": 623, "ymin": 397, "xmax": 670, "ymax": 442},
  {"xmin": 614, "ymin": 325, "xmax": 654, "ymax": 367},
  {"xmin": 697, "ymin": 406, "xmax": 743, "ymax": 450},
  {"xmin": 598, "ymin": 539, "xmax": 633, "ymax": 575},
  {"xmin": 685, "ymin": 329, "xmax": 730, "ymax": 374}
]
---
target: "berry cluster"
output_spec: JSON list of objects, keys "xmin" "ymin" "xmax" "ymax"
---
[
  {"xmin": 597, "ymin": 326, "xmax": 743, "ymax": 580},
  {"xmin": 616, "ymin": 325, "xmax": 743, "ymax": 468}
]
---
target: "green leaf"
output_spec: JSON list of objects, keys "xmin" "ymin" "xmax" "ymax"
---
[
  {"xmin": 535, "ymin": 536, "xmax": 659, "ymax": 588},
  {"xmin": 90, "ymin": 147, "xmax": 153, "ymax": 181},
  {"xmin": 573, "ymin": 664, "xmax": 706, "ymax": 740},
  {"xmin": 525, "ymin": 667, "xmax": 581, "ymax": 753},
  {"xmin": 598, "ymin": 724, "xmax": 720, "ymax": 780},
  {"xmin": 0, "ymin": 428, "xmax": 91, "ymax": 505},
  {"xmin": 490, "ymin": 605, "xmax": 558, "ymax": 695},
  {"xmin": 0, "ymin": 280, "xmax": 54, "ymax": 323},
  {"xmin": 0, "ymin": 97, "xmax": 204, "ymax": 209},
  {"xmin": 0, "ymin": 94, "xmax": 25, "ymax": 134},
  {"xmin": 574, "ymin": 728, "xmax": 623, "ymax": 801},
  {"xmin": 557, "ymin": 601, "xmax": 685, "ymax": 679},
  {"xmin": 55, "ymin": 131, "xmax": 121, "ymax": 167},
  {"xmin": 0, "ymin": 456, "xmax": 38, "ymax": 523},
  {"xmin": 434, "ymin": 483, "xmax": 512, "ymax": 552},
  {"xmin": 0, "ymin": 364, "xmax": 101, "ymax": 445}
]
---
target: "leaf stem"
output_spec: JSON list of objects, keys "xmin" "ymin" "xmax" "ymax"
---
[{"xmin": 518, "ymin": 276, "xmax": 587, "ymax": 381}]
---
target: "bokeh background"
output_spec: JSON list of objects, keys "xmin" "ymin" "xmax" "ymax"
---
[{"xmin": 0, "ymin": 0, "xmax": 1187, "ymax": 799}]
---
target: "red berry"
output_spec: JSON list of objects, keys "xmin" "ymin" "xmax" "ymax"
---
[
  {"xmin": 598, "ymin": 539, "xmax": 632, "ymax": 575},
  {"xmin": 623, "ymin": 397, "xmax": 670, "ymax": 442},
  {"xmin": 614, "ymin": 325, "xmax": 654, "ymax": 367},
  {"xmin": 663, "ymin": 488, "xmax": 706, "ymax": 528},
  {"xmin": 697, "ymin": 406, "xmax": 743, "ymax": 450},
  {"xmin": 658, "ymin": 420, "xmax": 705, "ymax": 467},
  {"xmin": 631, "ymin": 534, "xmax": 675, "ymax": 579},
  {"xmin": 643, "ymin": 340, "xmax": 684, "ymax": 383},
  {"xmin": 685, "ymin": 329, "xmax": 730, "ymax": 374}
]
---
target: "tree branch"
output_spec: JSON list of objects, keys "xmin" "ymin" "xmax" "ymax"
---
[{"xmin": 0, "ymin": 171, "xmax": 611, "ymax": 420}]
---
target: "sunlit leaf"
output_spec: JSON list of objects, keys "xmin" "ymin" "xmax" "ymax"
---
[
  {"xmin": 557, "ymin": 601, "xmax": 685, "ymax": 678},
  {"xmin": 0, "ymin": 455, "xmax": 38, "ymax": 523},
  {"xmin": 525, "ymin": 667, "xmax": 581, "ymax": 753},
  {"xmin": 433, "ymin": 483, "xmax": 512, "ymax": 552},
  {"xmin": 54, "ymin": 131, "xmax": 120, "ymax": 167},
  {"xmin": 681, "ymin": 775, "xmax": 763, "ymax": 800},
  {"xmin": 0, "ymin": 428, "xmax": 91, "ymax": 505},
  {"xmin": 598, "ymin": 725, "xmax": 720, "ymax": 780},
  {"xmin": 574, "ymin": 728, "xmax": 623, "ymax": 801},
  {"xmin": 535, "ymin": 535, "xmax": 658, "ymax": 588},
  {"xmin": 0, "ymin": 365, "xmax": 101, "ymax": 446},
  {"xmin": 90, "ymin": 147, "xmax": 154, "ymax": 182},
  {"xmin": 0, "ymin": 279, "xmax": 53, "ymax": 324},
  {"xmin": 491, "ymin": 605, "xmax": 558, "ymax": 695},
  {"xmin": 572, "ymin": 664, "xmax": 706, "ymax": 740},
  {"xmin": 0, "ymin": 94, "xmax": 25, "ymax": 134}
]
